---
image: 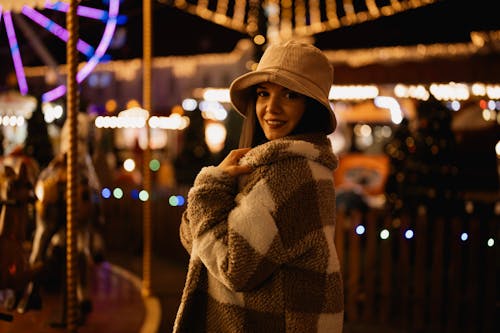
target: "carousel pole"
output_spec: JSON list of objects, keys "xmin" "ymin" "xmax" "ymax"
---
[
  {"xmin": 65, "ymin": 0, "xmax": 79, "ymax": 332},
  {"xmin": 142, "ymin": 0, "xmax": 153, "ymax": 297}
]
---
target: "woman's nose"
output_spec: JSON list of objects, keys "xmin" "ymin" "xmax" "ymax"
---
[{"xmin": 266, "ymin": 94, "xmax": 281, "ymax": 113}]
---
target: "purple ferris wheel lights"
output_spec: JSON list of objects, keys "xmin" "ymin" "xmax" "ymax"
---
[
  {"xmin": 42, "ymin": 0, "xmax": 121, "ymax": 102},
  {"xmin": 3, "ymin": 10, "xmax": 28, "ymax": 95},
  {"xmin": 2, "ymin": 0, "xmax": 122, "ymax": 102},
  {"xmin": 42, "ymin": 85, "xmax": 66, "ymax": 102},
  {"xmin": 44, "ymin": 1, "xmax": 109, "ymax": 22},
  {"xmin": 21, "ymin": 6, "xmax": 94, "ymax": 57}
]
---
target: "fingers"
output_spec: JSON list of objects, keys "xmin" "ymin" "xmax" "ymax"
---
[
  {"xmin": 219, "ymin": 148, "xmax": 251, "ymax": 167},
  {"xmin": 218, "ymin": 148, "xmax": 252, "ymax": 177},
  {"xmin": 226, "ymin": 148, "xmax": 251, "ymax": 162}
]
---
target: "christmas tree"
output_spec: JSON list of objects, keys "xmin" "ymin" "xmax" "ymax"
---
[{"xmin": 384, "ymin": 97, "xmax": 460, "ymax": 214}]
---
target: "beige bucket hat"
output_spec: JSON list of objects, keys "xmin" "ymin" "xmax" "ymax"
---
[{"xmin": 229, "ymin": 40, "xmax": 336, "ymax": 133}]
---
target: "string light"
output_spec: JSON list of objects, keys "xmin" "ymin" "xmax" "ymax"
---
[
  {"xmin": 233, "ymin": 0, "xmax": 246, "ymax": 26},
  {"xmin": 355, "ymin": 225, "xmax": 366, "ymax": 235},
  {"xmin": 246, "ymin": 0, "xmax": 260, "ymax": 36},
  {"xmin": 366, "ymin": 0, "xmax": 381, "ymax": 18},
  {"xmin": 149, "ymin": 159, "xmax": 160, "ymax": 172},
  {"xmin": 169, "ymin": 195, "xmax": 185, "ymax": 207},
  {"xmin": 202, "ymin": 88, "xmax": 231, "ymax": 103},
  {"xmin": 341, "ymin": 0, "xmax": 356, "ymax": 25},
  {"xmin": 0, "ymin": 1, "xmax": 61, "ymax": 12},
  {"xmin": 325, "ymin": 0, "xmax": 340, "ymax": 29},
  {"xmin": 164, "ymin": 0, "xmax": 438, "ymax": 37},
  {"xmin": 139, "ymin": 190, "xmax": 149, "ymax": 202},
  {"xmin": 374, "ymin": 96, "xmax": 403, "ymax": 124},
  {"xmin": 360, "ymin": 226, "xmax": 498, "ymax": 249},
  {"xmin": 404, "ymin": 229, "xmax": 414, "ymax": 239},
  {"xmin": 329, "ymin": 85, "xmax": 379, "ymax": 100},
  {"xmin": 394, "ymin": 84, "xmax": 430, "ymax": 100},
  {"xmin": 294, "ymin": 0, "xmax": 306, "ymax": 31},
  {"xmin": 101, "ymin": 188, "xmax": 111, "ymax": 199},
  {"xmin": 113, "ymin": 188, "xmax": 124, "ymax": 199},
  {"xmin": 182, "ymin": 98, "xmax": 198, "ymax": 111},
  {"xmin": 308, "ymin": 0, "xmax": 322, "ymax": 32},
  {"xmin": 265, "ymin": 0, "xmax": 280, "ymax": 44},
  {"xmin": 280, "ymin": 0, "xmax": 293, "ymax": 40},
  {"xmin": 430, "ymin": 83, "xmax": 470, "ymax": 101},
  {"xmin": 380, "ymin": 229, "xmax": 390, "ymax": 240},
  {"xmin": 214, "ymin": 0, "xmax": 229, "ymax": 25},
  {"xmin": 123, "ymin": 158, "xmax": 135, "ymax": 172}
]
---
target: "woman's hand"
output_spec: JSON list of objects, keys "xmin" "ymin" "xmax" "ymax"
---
[{"xmin": 218, "ymin": 148, "xmax": 253, "ymax": 177}]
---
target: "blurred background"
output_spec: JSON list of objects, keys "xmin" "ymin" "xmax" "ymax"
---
[{"xmin": 0, "ymin": 1, "xmax": 498, "ymax": 332}]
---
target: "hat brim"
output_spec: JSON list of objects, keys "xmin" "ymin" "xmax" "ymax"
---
[{"xmin": 229, "ymin": 70, "xmax": 337, "ymax": 133}]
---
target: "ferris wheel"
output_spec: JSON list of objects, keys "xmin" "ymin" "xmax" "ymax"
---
[{"xmin": 0, "ymin": 0, "xmax": 123, "ymax": 102}]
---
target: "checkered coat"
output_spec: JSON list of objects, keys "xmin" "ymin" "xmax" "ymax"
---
[{"xmin": 174, "ymin": 133, "xmax": 344, "ymax": 333}]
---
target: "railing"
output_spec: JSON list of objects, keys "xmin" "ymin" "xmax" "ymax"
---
[
  {"xmin": 101, "ymin": 190, "xmax": 497, "ymax": 333},
  {"xmin": 336, "ymin": 204, "xmax": 497, "ymax": 333}
]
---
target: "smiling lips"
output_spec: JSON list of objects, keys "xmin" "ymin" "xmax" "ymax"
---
[{"xmin": 265, "ymin": 119, "xmax": 286, "ymax": 127}]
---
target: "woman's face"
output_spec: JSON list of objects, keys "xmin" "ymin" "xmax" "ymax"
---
[{"xmin": 255, "ymin": 82, "xmax": 307, "ymax": 141}]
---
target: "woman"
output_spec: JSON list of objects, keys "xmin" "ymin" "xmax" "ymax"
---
[{"xmin": 174, "ymin": 40, "xmax": 344, "ymax": 332}]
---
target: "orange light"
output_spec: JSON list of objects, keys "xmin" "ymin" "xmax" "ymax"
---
[
  {"xmin": 171, "ymin": 105, "xmax": 184, "ymax": 115},
  {"xmin": 8, "ymin": 263, "xmax": 16, "ymax": 275},
  {"xmin": 479, "ymin": 99, "xmax": 487, "ymax": 109}
]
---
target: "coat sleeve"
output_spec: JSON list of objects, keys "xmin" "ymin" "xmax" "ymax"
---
[
  {"xmin": 179, "ymin": 211, "xmax": 193, "ymax": 254},
  {"xmin": 186, "ymin": 165, "xmax": 274, "ymax": 291},
  {"xmin": 188, "ymin": 164, "xmax": 318, "ymax": 292}
]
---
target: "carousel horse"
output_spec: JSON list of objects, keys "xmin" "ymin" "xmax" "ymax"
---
[
  {"xmin": 16, "ymin": 150, "xmax": 104, "ymax": 318},
  {"xmin": 0, "ymin": 146, "xmax": 40, "ymax": 243},
  {"xmin": 0, "ymin": 161, "xmax": 37, "ymax": 311}
]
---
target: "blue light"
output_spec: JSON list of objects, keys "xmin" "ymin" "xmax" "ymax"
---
[
  {"xmin": 168, "ymin": 195, "xmax": 186, "ymax": 207},
  {"xmin": 176, "ymin": 195, "xmax": 185, "ymax": 206},
  {"xmin": 101, "ymin": 187, "xmax": 111, "ymax": 199},
  {"xmin": 117, "ymin": 15, "xmax": 128, "ymax": 25},
  {"xmin": 100, "ymin": 54, "xmax": 112, "ymax": 62}
]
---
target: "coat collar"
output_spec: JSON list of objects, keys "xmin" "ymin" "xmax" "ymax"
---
[{"xmin": 239, "ymin": 133, "xmax": 338, "ymax": 171}]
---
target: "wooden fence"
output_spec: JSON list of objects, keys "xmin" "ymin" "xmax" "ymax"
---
[
  {"xmin": 336, "ymin": 204, "xmax": 497, "ymax": 333},
  {"xmin": 101, "ymin": 189, "xmax": 497, "ymax": 333}
]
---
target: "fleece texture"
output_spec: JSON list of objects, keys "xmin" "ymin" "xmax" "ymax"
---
[{"xmin": 174, "ymin": 133, "xmax": 344, "ymax": 333}]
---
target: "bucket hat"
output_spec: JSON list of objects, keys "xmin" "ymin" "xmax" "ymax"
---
[{"xmin": 229, "ymin": 40, "xmax": 336, "ymax": 133}]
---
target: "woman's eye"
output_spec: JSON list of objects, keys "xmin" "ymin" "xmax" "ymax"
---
[
  {"xmin": 285, "ymin": 91, "xmax": 300, "ymax": 99},
  {"xmin": 256, "ymin": 90, "xmax": 268, "ymax": 97}
]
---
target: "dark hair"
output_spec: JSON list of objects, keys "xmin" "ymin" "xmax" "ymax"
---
[{"xmin": 291, "ymin": 97, "xmax": 332, "ymax": 135}]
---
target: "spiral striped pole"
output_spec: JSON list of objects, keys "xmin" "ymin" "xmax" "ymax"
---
[
  {"xmin": 65, "ymin": 0, "xmax": 79, "ymax": 331},
  {"xmin": 142, "ymin": 0, "xmax": 153, "ymax": 297}
]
